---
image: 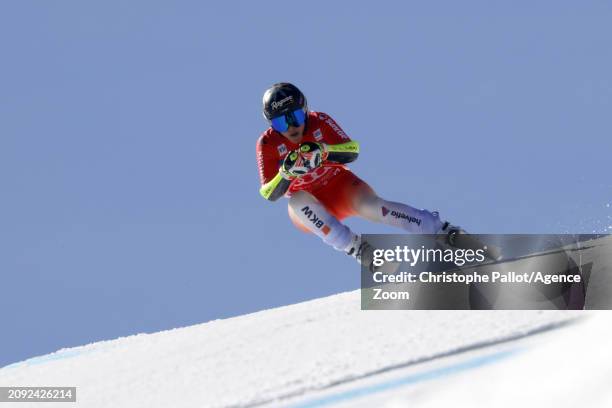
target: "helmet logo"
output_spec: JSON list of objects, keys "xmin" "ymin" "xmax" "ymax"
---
[{"xmin": 271, "ymin": 95, "xmax": 293, "ymax": 110}]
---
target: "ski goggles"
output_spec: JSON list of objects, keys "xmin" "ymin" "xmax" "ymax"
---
[{"xmin": 270, "ymin": 108, "xmax": 306, "ymax": 133}]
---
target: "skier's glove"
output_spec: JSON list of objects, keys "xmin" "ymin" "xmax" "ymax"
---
[
  {"xmin": 299, "ymin": 142, "xmax": 327, "ymax": 170},
  {"xmin": 280, "ymin": 150, "xmax": 310, "ymax": 179}
]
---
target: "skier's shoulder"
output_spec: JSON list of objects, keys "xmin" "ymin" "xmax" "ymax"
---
[
  {"xmin": 257, "ymin": 127, "xmax": 283, "ymax": 150},
  {"xmin": 309, "ymin": 111, "xmax": 350, "ymax": 141},
  {"xmin": 309, "ymin": 111, "xmax": 334, "ymax": 123},
  {"xmin": 257, "ymin": 127, "xmax": 276, "ymax": 147}
]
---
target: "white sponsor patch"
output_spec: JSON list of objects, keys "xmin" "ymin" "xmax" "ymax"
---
[
  {"xmin": 277, "ymin": 144, "xmax": 288, "ymax": 155},
  {"xmin": 313, "ymin": 129, "xmax": 323, "ymax": 141}
]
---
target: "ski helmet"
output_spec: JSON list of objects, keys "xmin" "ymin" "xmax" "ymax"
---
[{"xmin": 262, "ymin": 82, "xmax": 307, "ymax": 120}]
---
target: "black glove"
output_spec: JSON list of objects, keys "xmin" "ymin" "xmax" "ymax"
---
[
  {"xmin": 298, "ymin": 142, "xmax": 327, "ymax": 170},
  {"xmin": 280, "ymin": 150, "xmax": 310, "ymax": 179}
]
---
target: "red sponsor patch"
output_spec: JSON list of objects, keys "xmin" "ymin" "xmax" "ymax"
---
[{"xmin": 321, "ymin": 225, "xmax": 331, "ymax": 235}]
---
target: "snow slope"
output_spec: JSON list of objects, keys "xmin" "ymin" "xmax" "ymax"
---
[
  {"xmin": 0, "ymin": 290, "xmax": 583, "ymax": 408},
  {"xmin": 282, "ymin": 312, "xmax": 612, "ymax": 408},
  {"xmin": 414, "ymin": 313, "xmax": 612, "ymax": 408},
  {"xmin": 3, "ymin": 236, "xmax": 611, "ymax": 407}
]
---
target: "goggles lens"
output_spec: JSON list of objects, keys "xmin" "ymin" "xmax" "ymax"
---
[{"xmin": 271, "ymin": 108, "xmax": 306, "ymax": 132}]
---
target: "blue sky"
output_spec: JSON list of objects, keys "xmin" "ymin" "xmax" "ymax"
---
[{"xmin": 1, "ymin": 1, "xmax": 611, "ymax": 366}]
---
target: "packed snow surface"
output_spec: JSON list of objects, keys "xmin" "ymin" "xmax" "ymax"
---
[{"xmin": 0, "ymin": 289, "xmax": 589, "ymax": 408}]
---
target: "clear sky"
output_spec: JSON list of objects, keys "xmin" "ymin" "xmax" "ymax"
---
[{"xmin": 1, "ymin": 1, "xmax": 611, "ymax": 367}]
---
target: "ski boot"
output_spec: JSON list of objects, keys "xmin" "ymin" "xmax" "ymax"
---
[
  {"xmin": 437, "ymin": 222, "xmax": 502, "ymax": 261},
  {"xmin": 346, "ymin": 235, "xmax": 376, "ymax": 272},
  {"xmin": 345, "ymin": 235, "xmax": 400, "ymax": 274},
  {"xmin": 437, "ymin": 221, "xmax": 466, "ymax": 247}
]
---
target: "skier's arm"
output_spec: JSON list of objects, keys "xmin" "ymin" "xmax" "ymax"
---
[
  {"xmin": 257, "ymin": 136, "xmax": 289, "ymax": 201},
  {"xmin": 259, "ymin": 141, "xmax": 360, "ymax": 201},
  {"xmin": 317, "ymin": 113, "xmax": 360, "ymax": 163},
  {"xmin": 300, "ymin": 140, "xmax": 360, "ymax": 164},
  {"xmin": 259, "ymin": 171, "xmax": 292, "ymax": 201},
  {"xmin": 260, "ymin": 150, "xmax": 306, "ymax": 201},
  {"xmin": 325, "ymin": 140, "xmax": 359, "ymax": 164},
  {"xmin": 258, "ymin": 139, "xmax": 360, "ymax": 201}
]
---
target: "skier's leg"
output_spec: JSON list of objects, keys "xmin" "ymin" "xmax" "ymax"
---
[
  {"xmin": 287, "ymin": 190, "xmax": 355, "ymax": 252},
  {"xmin": 288, "ymin": 190, "xmax": 388, "ymax": 270},
  {"xmin": 350, "ymin": 183, "xmax": 445, "ymax": 234}
]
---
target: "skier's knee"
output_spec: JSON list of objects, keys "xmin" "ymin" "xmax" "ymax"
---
[
  {"xmin": 288, "ymin": 190, "xmax": 317, "ymax": 212},
  {"xmin": 288, "ymin": 191, "xmax": 323, "ymax": 233},
  {"xmin": 287, "ymin": 191, "xmax": 353, "ymax": 251},
  {"xmin": 288, "ymin": 205, "xmax": 312, "ymax": 234},
  {"xmin": 354, "ymin": 193, "xmax": 386, "ymax": 221}
]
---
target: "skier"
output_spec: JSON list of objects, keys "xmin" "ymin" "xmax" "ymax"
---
[{"xmin": 256, "ymin": 82, "xmax": 462, "ymax": 269}]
